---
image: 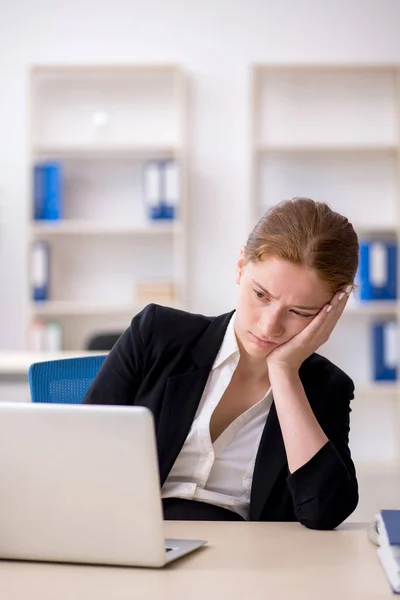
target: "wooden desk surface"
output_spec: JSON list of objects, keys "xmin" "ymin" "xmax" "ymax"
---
[{"xmin": 0, "ymin": 522, "xmax": 391, "ymax": 599}]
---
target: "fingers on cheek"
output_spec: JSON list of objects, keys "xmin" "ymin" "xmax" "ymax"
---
[{"xmin": 327, "ymin": 291, "xmax": 348, "ymax": 314}]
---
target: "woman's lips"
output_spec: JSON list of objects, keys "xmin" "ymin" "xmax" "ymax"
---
[{"xmin": 249, "ymin": 332, "xmax": 278, "ymax": 349}]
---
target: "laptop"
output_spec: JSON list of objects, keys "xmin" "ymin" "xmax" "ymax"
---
[{"xmin": 0, "ymin": 402, "xmax": 206, "ymax": 567}]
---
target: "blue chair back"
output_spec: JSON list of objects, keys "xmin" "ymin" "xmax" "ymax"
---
[{"xmin": 28, "ymin": 355, "xmax": 107, "ymax": 404}]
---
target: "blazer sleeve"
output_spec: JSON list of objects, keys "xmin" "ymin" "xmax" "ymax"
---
[
  {"xmin": 285, "ymin": 374, "xmax": 359, "ymax": 530},
  {"xmin": 83, "ymin": 304, "xmax": 156, "ymax": 406}
]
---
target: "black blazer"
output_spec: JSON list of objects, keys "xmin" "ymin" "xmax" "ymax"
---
[{"xmin": 83, "ymin": 304, "xmax": 358, "ymax": 529}]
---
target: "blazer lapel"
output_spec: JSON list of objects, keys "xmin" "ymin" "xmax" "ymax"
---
[
  {"xmin": 158, "ymin": 368, "xmax": 211, "ymax": 484},
  {"xmin": 249, "ymin": 401, "xmax": 288, "ymax": 521},
  {"xmin": 158, "ymin": 309, "xmax": 234, "ymax": 485}
]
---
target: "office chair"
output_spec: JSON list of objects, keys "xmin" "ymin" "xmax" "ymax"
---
[
  {"xmin": 28, "ymin": 355, "xmax": 107, "ymax": 404},
  {"xmin": 86, "ymin": 332, "xmax": 122, "ymax": 351}
]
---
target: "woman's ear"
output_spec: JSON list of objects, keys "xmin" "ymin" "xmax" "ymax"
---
[{"xmin": 236, "ymin": 249, "xmax": 245, "ymax": 285}]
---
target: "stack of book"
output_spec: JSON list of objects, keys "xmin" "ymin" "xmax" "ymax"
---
[
  {"xmin": 136, "ymin": 282, "xmax": 176, "ymax": 306},
  {"xmin": 376, "ymin": 510, "xmax": 400, "ymax": 593},
  {"xmin": 30, "ymin": 320, "xmax": 63, "ymax": 352}
]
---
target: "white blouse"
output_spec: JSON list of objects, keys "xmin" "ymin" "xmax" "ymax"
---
[{"xmin": 161, "ymin": 316, "xmax": 272, "ymax": 520}]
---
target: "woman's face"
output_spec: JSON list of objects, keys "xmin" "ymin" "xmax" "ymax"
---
[{"xmin": 235, "ymin": 253, "xmax": 334, "ymax": 360}]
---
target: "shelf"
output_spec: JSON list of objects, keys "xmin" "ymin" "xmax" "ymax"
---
[
  {"xmin": 343, "ymin": 301, "xmax": 399, "ymax": 316},
  {"xmin": 253, "ymin": 64, "xmax": 399, "ymax": 72},
  {"xmin": 30, "ymin": 221, "xmax": 179, "ymax": 236},
  {"xmin": 31, "ymin": 64, "xmax": 182, "ymax": 74},
  {"xmin": 256, "ymin": 144, "xmax": 398, "ymax": 153},
  {"xmin": 355, "ymin": 382, "xmax": 399, "ymax": 397},
  {"xmin": 32, "ymin": 145, "xmax": 181, "ymax": 160},
  {"xmin": 29, "ymin": 300, "xmax": 181, "ymax": 317},
  {"xmin": 29, "ymin": 302, "xmax": 139, "ymax": 317},
  {"xmin": 354, "ymin": 225, "xmax": 398, "ymax": 238}
]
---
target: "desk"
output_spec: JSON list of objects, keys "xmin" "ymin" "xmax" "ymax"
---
[{"xmin": 0, "ymin": 522, "xmax": 391, "ymax": 599}]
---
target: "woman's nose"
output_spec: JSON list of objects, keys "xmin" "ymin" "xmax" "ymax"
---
[{"xmin": 258, "ymin": 309, "xmax": 284, "ymax": 340}]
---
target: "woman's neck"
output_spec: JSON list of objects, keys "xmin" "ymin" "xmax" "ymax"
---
[{"xmin": 236, "ymin": 354, "xmax": 269, "ymax": 383}]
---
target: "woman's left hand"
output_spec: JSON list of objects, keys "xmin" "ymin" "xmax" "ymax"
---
[{"xmin": 266, "ymin": 287, "xmax": 352, "ymax": 374}]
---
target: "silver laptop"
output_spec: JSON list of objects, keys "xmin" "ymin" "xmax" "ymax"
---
[{"xmin": 0, "ymin": 402, "xmax": 206, "ymax": 567}]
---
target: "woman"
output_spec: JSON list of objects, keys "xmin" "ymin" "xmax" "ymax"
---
[{"xmin": 84, "ymin": 197, "xmax": 359, "ymax": 529}]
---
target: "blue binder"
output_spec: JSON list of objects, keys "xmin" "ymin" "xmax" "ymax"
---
[
  {"xmin": 372, "ymin": 321, "xmax": 397, "ymax": 381},
  {"xmin": 359, "ymin": 241, "xmax": 397, "ymax": 301},
  {"xmin": 33, "ymin": 162, "xmax": 63, "ymax": 220}
]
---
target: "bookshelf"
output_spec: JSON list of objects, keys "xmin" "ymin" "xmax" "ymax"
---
[
  {"xmin": 27, "ymin": 65, "xmax": 187, "ymax": 352},
  {"xmin": 250, "ymin": 65, "xmax": 400, "ymax": 461}
]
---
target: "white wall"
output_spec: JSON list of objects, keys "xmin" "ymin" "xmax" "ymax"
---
[{"xmin": 1, "ymin": 0, "xmax": 400, "ymax": 350}]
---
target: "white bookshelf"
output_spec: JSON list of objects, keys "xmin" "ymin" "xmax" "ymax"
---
[
  {"xmin": 251, "ymin": 64, "xmax": 400, "ymax": 460},
  {"xmin": 27, "ymin": 65, "xmax": 187, "ymax": 351}
]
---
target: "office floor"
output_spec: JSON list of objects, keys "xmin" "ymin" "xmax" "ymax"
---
[{"xmin": 348, "ymin": 461, "xmax": 400, "ymax": 522}]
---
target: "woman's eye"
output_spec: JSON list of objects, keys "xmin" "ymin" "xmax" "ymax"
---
[
  {"xmin": 292, "ymin": 310, "xmax": 314, "ymax": 318},
  {"xmin": 254, "ymin": 290, "xmax": 265, "ymax": 299}
]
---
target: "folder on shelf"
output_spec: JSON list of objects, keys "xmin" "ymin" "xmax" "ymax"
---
[
  {"xmin": 31, "ymin": 241, "xmax": 50, "ymax": 302},
  {"xmin": 375, "ymin": 510, "xmax": 400, "ymax": 594},
  {"xmin": 33, "ymin": 162, "xmax": 63, "ymax": 220},
  {"xmin": 372, "ymin": 321, "xmax": 397, "ymax": 381},
  {"xmin": 359, "ymin": 240, "xmax": 397, "ymax": 301},
  {"xmin": 142, "ymin": 161, "xmax": 179, "ymax": 220}
]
